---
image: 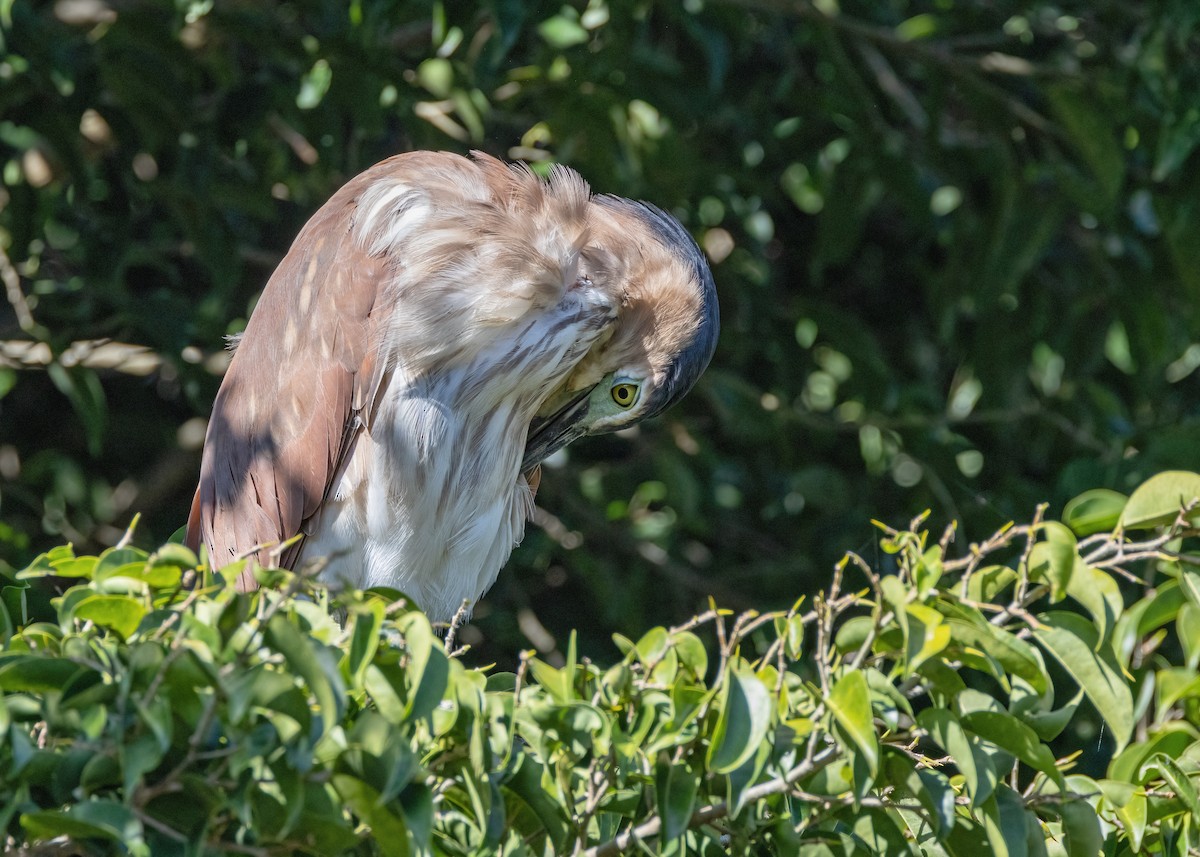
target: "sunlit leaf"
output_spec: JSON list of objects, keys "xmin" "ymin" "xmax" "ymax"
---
[
  {"xmin": 1062, "ymin": 489, "xmax": 1127, "ymax": 536},
  {"xmin": 1119, "ymin": 471, "xmax": 1200, "ymax": 530},
  {"xmin": 1034, "ymin": 612, "xmax": 1133, "ymax": 754},
  {"xmin": 827, "ymin": 669, "xmax": 879, "ymax": 779},
  {"xmin": 706, "ymin": 659, "xmax": 772, "ymax": 775}
]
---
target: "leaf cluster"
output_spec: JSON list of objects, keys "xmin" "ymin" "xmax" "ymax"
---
[{"xmin": 4, "ymin": 472, "xmax": 1200, "ymax": 855}]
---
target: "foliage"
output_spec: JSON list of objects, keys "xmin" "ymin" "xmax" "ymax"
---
[
  {"xmin": 4, "ymin": 472, "xmax": 1200, "ymax": 855},
  {"xmin": 4, "ymin": 1, "xmax": 1200, "ymax": 669}
]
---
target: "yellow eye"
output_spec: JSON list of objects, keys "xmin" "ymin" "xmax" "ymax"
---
[{"xmin": 611, "ymin": 382, "xmax": 639, "ymax": 409}]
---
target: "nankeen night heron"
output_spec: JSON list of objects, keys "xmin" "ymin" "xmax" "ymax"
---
[{"xmin": 186, "ymin": 151, "xmax": 718, "ymax": 621}]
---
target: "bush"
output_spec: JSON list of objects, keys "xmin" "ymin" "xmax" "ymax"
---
[{"xmin": 4, "ymin": 472, "xmax": 1200, "ymax": 855}]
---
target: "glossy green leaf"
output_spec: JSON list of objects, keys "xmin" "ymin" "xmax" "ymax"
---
[
  {"xmin": 1142, "ymin": 753, "xmax": 1200, "ymax": 820},
  {"xmin": 1034, "ymin": 611, "xmax": 1133, "ymax": 753},
  {"xmin": 1064, "ymin": 563, "xmax": 1122, "ymax": 644},
  {"xmin": 655, "ymin": 754, "xmax": 700, "ymax": 843},
  {"xmin": 967, "ymin": 565, "xmax": 1017, "ymax": 603},
  {"xmin": 1060, "ymin": 798, "xmax": 1102, "ymax": 857},
  {"xmin": 635, "ymin": 626, "xmax": 669, "ymax": 664},
  {"xmin": 962, "ymin": 710, "xmax": 1064, "ymax": 789},
  {"xmin": 827, "ymin": 669, "xmax": 879, "ymax": 779},
  {"xmin": 1179, "ymin": 603, "xmax": 1200, "ymax": 669},
  {"xmin": 885, "ymin": 748, "xmax": 956, "ymax": 834},
  {"xmin": 1116, "ymin": 791, "xmax": 1148, "ymax": 852},
  {"xmin": 937, "ymin": 600, "xmax": 1048, "ymax": 694},
  {"xmin": 1062, "ymin": 489, "xmax": 1127, "ymax": 536},
  {"xmin": 346, "ymin": 599, "xmax": 384, "ymax": 690},
  {"xmin": 992, "ymin": 785, "xmax": 1031, "ymax": 857},
  {"xmin": 396, "ymin": 612, "xmax": 448, "ymax": 721},
  {"xmin": 1119, "ymin": 471, "xmax": 1200, "ymax": 530},
  {"xmin": 72, "ymin": 594, "xmax": 146, "ymax": 639},
  {"xmin": 706, "ymin": 659, "xmax": 772, "ymax": 775},
  {"xmin": 21, "ymin": 800, "xmax": 143, "ymax": 848},
  {"xmin": 1027, "ymin": 521, "xmax": 1079, "ymax": 602},
  {"xmin": 670, "ymin": 630, "xmax": 709, "ymax": 680},
  {"xmin": 1108, "ymin": 724, "xmax": 1197, "ymax": 783},
  {"xmin": 502, "ymin": 754, "xmax": 570, "ymax": 853},
  {"xmin": 0, "ymin": 657, "xmax": 84, "ymax": 692},
  {"xmin": 920, "ymin": 708, "xmax": 995, "ymax": 806},
  {"xmin": 265, "ymin": 612, "xmax": 344, "ymax": 735},
  {"xmin": 904, "ymin": 603, "xmax": 952, "ymax": 673},
  {"xmin": 332, "ymin": 775, "xmax": 411, "ymax": 857}
]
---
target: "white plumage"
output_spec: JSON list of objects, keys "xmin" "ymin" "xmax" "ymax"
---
[{"xmin": 188, "ymin": 151, "xmax": 718, "ymax": 621}]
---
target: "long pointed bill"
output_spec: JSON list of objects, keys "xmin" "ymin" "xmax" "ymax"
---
[{"xmin": 522, "ymin": 386, "xmax": 594, "ymax": 472}]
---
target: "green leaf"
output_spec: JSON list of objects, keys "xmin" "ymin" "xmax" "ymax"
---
[
  {"xmin": 72, "ymin": 594, "xmax": 146, "ymax": 639},
  {"xmin": 1062, "ymin": 488, "xmax": 1127, "ymax": 536},
  {"xmin": 1064, "ymin": 563, "xmax": 1122, "ymax": 644},
  {"xmin": 1179, "ymin": 603, "xmax": 1200, "ymax": 669},
  {"xmin": 885, "ymin": 748, "xmax": 956, "ymax": 834},
  {"xmin": 345, "ymin": 599, "xmax": 384, "ymax": 690},
  {"xmin": 915, "ymin": 545, "xmax": 944, "ymax": 598},
  {"xmin": 961, "ymin": 710, "xmax": 1064, "ymax": 789},
  {"xmin": 655, "ymin": 754, "xmax": 700, "ymax": 843},
  {"xmin": 502, "ymin": 753, "xmax": 570, "ymax": 853},
  {"xmin": 1155, "ymin": 667, "xmax": 1200, "ymax": 723},
  {"xmin": 937, "ymin": 600, "xmax": 1048, "ymax": 694},
  {"xmin": 992, "ymin": 785, "xmax": 1031, "ymax": 857},
  {"xmin": 903, "ymin": 603, "xmax": 951, "ymax": 673},
  {"xmin": 0, "ymin": 656, "xmax": 84, "ymax": 691},
  {"xmin": 671, "ymin": 630, "xmax": 708, "ymax": 680},
  {"xmin": 1142, "ymin": 753, "xmax": 1200, "ymax": 821},
  {"xmin": 416, "ymin": 57, "xmax": 453, "ymax": 98},
  {"xmin": 833, "ymin": 615, "xmax": 875, "ymax": 654},
  {"xmin": 1060, "ymin": 798, "xmax": 1102, "ymax": 857},
  {"xmin": 919, "ymin": 708, "xmax": 995, "ymax": 806},
  {"xmin": 22, "ymin": 800, "xmax": 143, "ymax": 848},
  {"xmin": 265, "ymin": 613, "xmax": 344, "ymax": 735},
  {"xmin": 967, "ymin": 565, "xmax": 1017, "ymax": 603},
  {"xmin": 826, "ymin": 669, "xmax": 879, "ymax": 779},
  {"xmin": 725, "ymin": 740, "xmax": 770, "ymax": 818},
  {"xmin": 1108, "ymin": 723, "xmax": 1197, "ymax": 783},
  {"xmin": 707, "ymin": 658, "xmax": 772, "ymax": 775},
  {"xmin": 1034, "ymin": 611, "xmax": 1133, "ymax": 753},
  {"xmin": 93, "ymin": 546, "xmax": 148, "ymax": 579},
  {"xmin": 635, "ymin": 626, "xmax": 669, "ymax": 664},
  {"xmin": 332, "ymin": 774, "xmax": 411, "ymax": 857},
  {"xmin": 849, "ymin": 807, "xmax": 915, "ymax": 854},
  {"xmin": 538, "ymin": 14, "xmax": 589, "ymax": 49},
  {"xmin": 1027, "ymin": 521, "xmax": 1079, "ymax": 602},
  {"xmin": 1116, "ymin": 790, "xmax": 1148, "ymax": 852},
  {"xmin": 1022, "ymin": 690, "xmax": 1083, "ymax": 742},
  {"xmin": 44, "ymin": 556, "xmax": 98, "ymax": 579},
  {"xmin": 1180, "ymin": 565, "xmax": 1200, "ymax": 611},
  {"xmin": 1119, "ymin": 471, "xmax": 1200, "ymax": 530},
  {"xmin": 396, "ymin": 612, "xmax": 449, "ymax": 721}
]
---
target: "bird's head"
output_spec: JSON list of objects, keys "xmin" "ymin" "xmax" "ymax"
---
[{"xmin": 522, "ymin": 195, "xmax": 719, "ymax": 472}]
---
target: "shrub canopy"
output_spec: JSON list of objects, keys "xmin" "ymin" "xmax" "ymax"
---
[{"xmin": 3, "ymin": 473, "xmax": 1200, "ymax": 854}]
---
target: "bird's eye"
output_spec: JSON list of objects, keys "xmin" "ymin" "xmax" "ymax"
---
[{"xmin": 611, "ymin": 382, "xmax": 639, "ymax": 409}]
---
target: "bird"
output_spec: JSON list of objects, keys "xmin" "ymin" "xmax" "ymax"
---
[{"xmin": 185, "ymin": 150, "xmax": 718, "ymax": 622}]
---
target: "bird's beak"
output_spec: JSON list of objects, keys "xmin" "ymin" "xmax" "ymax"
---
[{"xmin": 522, "ymin": 385, "xmax": 595, "ymax": 472}]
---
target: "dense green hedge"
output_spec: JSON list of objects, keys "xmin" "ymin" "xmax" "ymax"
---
[{"xmin": 4, "ymin": 472, "xmax": 1200, "ymax": 855}]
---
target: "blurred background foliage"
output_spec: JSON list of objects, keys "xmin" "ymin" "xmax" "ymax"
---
[{"xmin": 2, "ymin": 0, "xmax": 1200, "ymax": 665}]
